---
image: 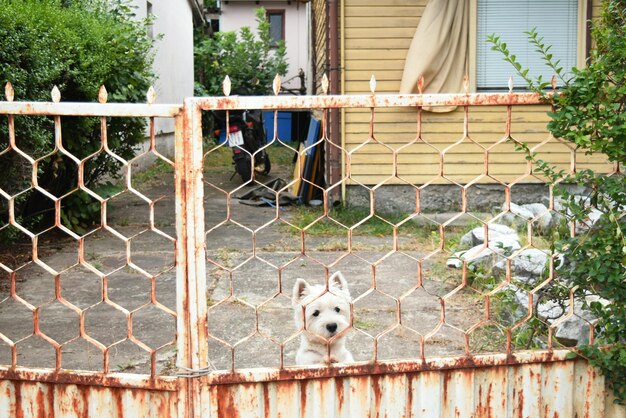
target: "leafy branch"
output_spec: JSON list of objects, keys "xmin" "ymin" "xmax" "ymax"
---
[{"xmin": 489, "ymin": 0, "xmax": 626, "ymax": 404}]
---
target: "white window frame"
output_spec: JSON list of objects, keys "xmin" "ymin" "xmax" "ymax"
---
[{"xmin": 469, "ymin": 0, "xmax": 588, "ymax": 91}]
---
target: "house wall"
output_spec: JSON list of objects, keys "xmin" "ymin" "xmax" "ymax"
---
[
  {"xmin": 127, "ymin": 0, "xmax": 195, "ymax": 160},
  {"xmin": 221, "ymin": 2, "xmax": 310, "ymax": 93},
  {"xmin": 131, "ymin": 0, "xmax": 194, "ymax": 128},
  {"xmin": 338, "ymin": 0, "xmax": 610, "ymax": 187}
]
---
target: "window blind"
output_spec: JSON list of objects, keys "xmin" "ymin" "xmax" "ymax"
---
[
  {"xmin": 268, "ymin": 12, "xmax": 284, "ymax": 46},
  {"xmin": 476, "ymin": 0, "xmax": 578, "ymax": 90}
]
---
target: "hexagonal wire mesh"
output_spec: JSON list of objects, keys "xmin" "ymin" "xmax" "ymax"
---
[
  {"xmin": 0, "ymin": 85, "xmax": 179, "ymax": 377},
  {"xmin": 0, "ymin": 80, "xmax": 619, "ymax": 382},
  {"xmin": 193, "ymin": 78, "xmax": 618, "ymax": 374}
]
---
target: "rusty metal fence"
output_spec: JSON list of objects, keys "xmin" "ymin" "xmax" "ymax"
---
[
  {"xmin": 0, "ymin": 84, "xmax": 182, "ymax": 415},
  {"xmin": 0, "ymin": 78, "xmax": 623, "ymax": 416}
]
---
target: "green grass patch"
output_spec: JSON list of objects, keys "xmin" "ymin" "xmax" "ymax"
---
[
  {"xmin": 203, "ymin": 144, "xmax": 234, "ymax": 171},
  {"xmin": 269, "ymin": 142, "xmax": 297, "ymax": 166},
  {"xmin": 133, "ymin": 159, "xmax": 174, "ymax": 185},
  {"xmin": 284, "ymin": 205, "xmax": 438, "ymax": 238},
  {"xmin": 203, "ymin": 142, "xmax": 296, "ymax": 172}
]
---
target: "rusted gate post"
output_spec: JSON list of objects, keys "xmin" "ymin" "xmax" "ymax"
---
[{"xmin": 176, "ymin": 99, "xmax": 210, "ymax": 417}]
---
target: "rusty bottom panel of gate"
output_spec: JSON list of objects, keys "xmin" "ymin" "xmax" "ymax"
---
[
  {"xmin": 202, "ymin": 356, "xmax": 622, "ymax": 418},
  {"xmin": 1, "ymin": 355, "xmax": 625, "ymax": 417},
  {"xmin": 0, "ymin": 378, "xmax": 177, "ymax": 417}
]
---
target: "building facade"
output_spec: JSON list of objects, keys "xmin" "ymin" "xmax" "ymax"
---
[
  {"xmin": 220, "ymin": 0, "xmax": 312, "ymax": 94},
  {"xmin": 311, "ymin": 0, "xmax": 610, "ymax": 203}
]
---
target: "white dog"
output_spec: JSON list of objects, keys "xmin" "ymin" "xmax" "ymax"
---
[{"xmin": 292, "ymin": 271, "xmax": 354, "ymax": 365}]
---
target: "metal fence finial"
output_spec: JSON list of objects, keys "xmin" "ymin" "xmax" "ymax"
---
[
  {"xmin": 98, "ymin": 85, "xmax": 108, "ymax": 104},
  {"xmin": 51, "ymin": 86, "xmax": 61, "ymax": 103},
  {"xmin": 4, "ymin": 82, "xmax": 14, "ymax": 102},
  {"xmin": 370, "ymin": 75, "xmax": 377, "ymax": 94},
  {"xmin": 147, "ymin": 86, "xmax": 157, "ymax": 104},
  {"xmin": 273, "ymin": 74, "xmax": 282, "ymax": 96},
  {"xmin": 508, "ymin": 76, "xmax": 514, "ymax": 93},
  {"xmin": 321, "ymin": 74, "xmax": 329, "ymax": 95},
  {"xmin": 223, "ymin": 76, "xmax": 231, "ymax": 97},
  {"xmin": 417, "ymin": 75, "xmax": 424, "ymax": 94}
]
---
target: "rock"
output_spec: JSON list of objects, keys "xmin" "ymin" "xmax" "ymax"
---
[
  {"xmin": 446, "ymin": 245, "xmax": 496, "ymax": 269},
  {"xmin": 447, "ymin": 239, "xmax": 521, "ymax": 270},
  {"xmin": 541, "ymin": 197, "xmax": 569, "ymax": 230},
  {"xmin": 521, "ymin": 203, "xmax": 549, "ymax": 217},
  {"xmin": 520, "ymin": 203, "xmax": 553, "ymax": 231},
  {"xmin": 511, "ymin": 289, "xmax": 564, "ymax": 321},
  {"xmin": 446, "ymin": 257, "xmax": 464, "ymax": 269},
  {"xmin": 496, "ymin": 284, "xmax": 563, "ymax": 324},
  {"xmin": 493, "ymin": 249, "xmax": 549, "ymax": 282},
  {"xmin": 449, "ymin": 224, "xmax": 521, "ymax": 269},
  {"xmin": 502, "ymin": 202, "xmax": 561, "ymax": 232},
  {"xmin": 537, "ymin": 300, "xmax": 566, "ymax": 322},
  {"xmin": 508, "ymin": 285, "xmax": 530, "ymax": 311},
  {"xmin": 501, "ymin": 202, "xmax": 534, "ymax": 227},
  {"xmin": 542, "ymin": 196, "xmax": 563, "ymax": 212},
  {"xmin": 585, "ymin": 294, "xmax": 610, "ymax": 307},
  {"xmin": 491, "ymin": 284, "xmax": 599, "ymax": 347},
  {"xmin": 555, "ymin": 317, "xmax": 590, "ymax": 346},
  {"xmin": 458, "ymin": 224, "xmax": 519, "ymax": 249}
]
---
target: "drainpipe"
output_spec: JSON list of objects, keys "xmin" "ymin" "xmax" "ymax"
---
[
  {"xmin": 187, "ymin": 0, "xmax": 206, "ymax": 26},
  {"xmin": 328, "ymin": 0, "xmax": 341, "ymax": 205},
  {"xmin": 585, "ymin": 0, "xmax": 592, "ymax": 59}
]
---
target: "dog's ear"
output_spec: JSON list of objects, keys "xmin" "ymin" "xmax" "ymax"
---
[
  {"xmin": 292, "ymin": 278, "xmax": 310, "ymax": 305},
  {"xmin": 329, "ymin": 271, "xmax": 350, "ymax": 298}
]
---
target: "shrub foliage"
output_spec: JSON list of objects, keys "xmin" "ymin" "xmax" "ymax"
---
[
  {"xmin": 194, "ymin": 7, "xmax": 288, "ymax": 97},
  {"xmin": 0, "ymin": 0, "xmax": 156, "ymax": 235}
]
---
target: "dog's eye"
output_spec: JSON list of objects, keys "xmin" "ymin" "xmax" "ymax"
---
[
  {"xmin": 312, "ymin": 310, "xmax": 320, "ymax": 317},
  {"xmin": 335, "ymin": 307, "xmax": 340, "ymax": 313}
]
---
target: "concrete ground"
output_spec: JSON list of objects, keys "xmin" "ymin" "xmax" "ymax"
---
[{"xmin": 0, "ymin": 156, "xmax": 481, "ymax": 375}]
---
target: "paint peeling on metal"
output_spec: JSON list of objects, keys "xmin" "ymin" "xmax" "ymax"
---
[
  {"xmin": 198, "ymin": 359, "xmax": 625, "ymax": 418},
  {"xmin": 0, "ymin": 368, "xmax": 177, "ymax": 391},
  {"xmin": 193, "ymin": 92, "xmax": 551, "ymax": 112},
  {"xmin": 371, "ymin": 374, "xmax": 382, "ymax": 413},
  {"xmin": 0, "ymin": 102, "xmax": 181, "ymax": 117},
  {"xmin": 335, "ymin": 378, "xmax": 345, "ymax": 417},
  {"xmin": 0, "ymin": 380, "xmax": 177, "ymax": 418},
  {"xmin": 191, "ymin": 350, "xmax": 565, "ymax": 386}
]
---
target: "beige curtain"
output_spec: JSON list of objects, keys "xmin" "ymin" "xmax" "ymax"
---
[{"xmin": 399, "ymin": 0, "xmax": 469, "ymax": 112}]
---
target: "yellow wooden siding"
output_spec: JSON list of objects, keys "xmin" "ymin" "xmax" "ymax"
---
[{"xmin": 342, "ymin": 0, "xmax": 612, "ymax": 185}]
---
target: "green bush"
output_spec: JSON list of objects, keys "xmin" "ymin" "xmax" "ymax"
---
[
  {"xmin": 0, "ymin": 0, "xmax": 156, "ymax": 235},
  {"xmin": 194, "ymin": 7, "xmax": 288, "ymax": 97},
  {"xmin": 489, "ymin": 0, "xmax": 626, "ymax": 404}
]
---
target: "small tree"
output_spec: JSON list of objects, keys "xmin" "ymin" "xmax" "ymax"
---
[
  {"xmin": 489, "ymin": 0, "xmax": 625, "ymax": 404},
  {"xmin": 194, "ymin": 8, "xmax": 288, "ymax": 97},
  {"xmin": 0, "ymin": 0, "xmax": 157, "ymax": 235}
]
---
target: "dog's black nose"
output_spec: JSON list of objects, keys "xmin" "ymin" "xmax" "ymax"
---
[{"xmin": 326, "ymin": 323, "xmax": 337, "ymax": 333}]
